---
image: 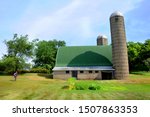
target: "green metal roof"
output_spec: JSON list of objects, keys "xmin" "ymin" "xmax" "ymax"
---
[{"xmin": 55, "ymin": 45, "xmax": 112, "ymax": 67}]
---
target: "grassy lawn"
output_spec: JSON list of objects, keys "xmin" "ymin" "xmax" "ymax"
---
[{"xmin": 0, "ymin": 72, "xmax": 150, "ymax": 100}]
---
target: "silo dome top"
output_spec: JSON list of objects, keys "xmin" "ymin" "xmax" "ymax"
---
[
  {"xmin": 97, "ymin": 34, "xmax": 107, "ymax": 39},
  {"xmin": 110, "ymin": 11, "xmax": 123, "ymax": 17}
]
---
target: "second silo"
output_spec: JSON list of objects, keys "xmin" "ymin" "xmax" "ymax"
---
[
  {"xmin": 110, "ymin": 11, "xmax": 129, "ymax": 80},
  {"xmin": 97, "ymin": 35, "xmax": 108, "ymax": 46}
]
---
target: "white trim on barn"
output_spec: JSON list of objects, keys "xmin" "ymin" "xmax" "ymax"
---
[{"xmin": 53, "ymin": 66, "xmax": 114, "ymax": 71}]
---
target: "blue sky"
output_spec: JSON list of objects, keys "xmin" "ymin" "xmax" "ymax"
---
[{"xmin": 0, "ymin": 0, "xmax": 149, "ymax": 58}]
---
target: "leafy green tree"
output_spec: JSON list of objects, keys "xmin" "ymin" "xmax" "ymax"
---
[
  {"xmin": 127, "ymin": 42, "xmax": 142, "ymax": 71},
  {"xmin": 33, "ymin": 39, "xmax": 66, "ymax": 73},
  {"xmin": 0, "ymin": 60, "xmax": 5, "ymax": 73},
  {"xmin": 1, "ymin": 56, "xmax": 16, "ymax": 74},
  {"xmin": 143, "ymin": 58, "xmax": 150, "ymax": 71},
  {"xmin": 141, "ymin": 39, "xmax": 150, "ymax": 59},
  {"xmin": 127, "ymin": 39, "xmax": 150, "ymax": 71},
  {"xmin": 141, "ymin": 39, "xmax": 150, "ymax": 71},
  {"xmin": 4, "ymin": 34, "xmax": 34, "ymax": 72}
]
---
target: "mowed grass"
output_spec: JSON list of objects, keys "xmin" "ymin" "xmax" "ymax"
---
[{"xmin": 0, "ymin": 72, "xmax": 150, "ymax": 100}]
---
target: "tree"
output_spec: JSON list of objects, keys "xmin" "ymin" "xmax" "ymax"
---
[
  {"xmin": 143, "ymin": 58, "xmax": 150, "ymax": 71},
  {"xmin": 0, "ymin": 56, "xmax": 16, "ymax": 74},
  {"xmin": 127, "ymin": 42, "xmax": 142, "ymax": 71},
  {"xmin": 127, "ymin": 39, "xmax": 150, "ymax": 71},
  {"xmin": 0, "ymin": 59, "xmax": 5, "ymax": 73},
  {"xmin": 141, "ymin": 39, "xmax": 150, "ymax": 59},
  {"xmin": 141, "ymin": 39, "xmax": 150, "ymax": 71},
  {"xmin": 33, "ymin": 39, "xmax": 65, "ymax": 73},
  {"xmin": 4, "ymin": 34, "xmax": 34, "ymax": 72}
]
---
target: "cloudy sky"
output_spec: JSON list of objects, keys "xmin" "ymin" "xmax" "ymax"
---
[{"xmin": 0, "ymin": 0, "xmax": 149, "ymax": 58}]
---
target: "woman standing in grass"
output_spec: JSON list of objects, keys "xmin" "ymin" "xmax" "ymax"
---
[{"xmin": 13, "ymin": 71, "xmax": 18, "ymax": 81}]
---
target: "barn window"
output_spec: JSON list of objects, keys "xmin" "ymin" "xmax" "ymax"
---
[
  {"xmin": 89, "ymin": 71, "xmax": 92, "ymax": 73},
  {"xmin": 95, "ymin": 71, "xmax": 99, "ymax": 73},
  {"xmin": 80, "ymin": 71, "xmax": 84, "ymax": 73},
  {"xmin": 66, "ymin": 71, "xmax": 70, "ymax": 74}
]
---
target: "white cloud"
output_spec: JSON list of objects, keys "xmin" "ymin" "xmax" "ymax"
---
[{"xmin": 14, "ymin": 0, "xmax": 143, "ymax": 45}]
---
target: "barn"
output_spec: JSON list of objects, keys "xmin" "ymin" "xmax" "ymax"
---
[
  {"xmin": 53, "ymin": 11, "xmax": 129, "ymax": 80},
  {"xmin": 53, "ymin": 45, "xmax": 114, "ymax": 80}
]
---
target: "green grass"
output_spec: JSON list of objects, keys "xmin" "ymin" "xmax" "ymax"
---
[
  {"xmin": 130, "ymin": 71, "xmax": 150, "ymax": 78},
  {"xmin": 0, "ymin": 72, "xmax": 150, "ymax": 100}
]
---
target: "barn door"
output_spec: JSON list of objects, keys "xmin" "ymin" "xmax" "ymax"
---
[
  {"xmin": 102, "ymin": 71, "xmax": 112, "ymax": 80},
  {"xmin": 72, "ymin": 71, "xmax": 78, "ymax": 79}
]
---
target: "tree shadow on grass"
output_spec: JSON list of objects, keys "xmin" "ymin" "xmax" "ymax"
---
[
  {"xmin": 62, "ymin": 85, "xmax": 69, "ymax": 89},
  {"xmin": 37, "ymin": 73, "xmax": 53, "ymax": 79},
  {"xmin": 10, "ymin": 80, "xmax": 16, "ymax": 82},
  {"xmin": 130, "ymin": 72, "xmax": 146, "ymax": 75}
]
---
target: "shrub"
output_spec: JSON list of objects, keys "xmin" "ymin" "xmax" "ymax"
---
[
  {"xmin": 75, "ymin": 84, "xmax": 86, "ymax": 90},
  {"xmin": 75, "ymin": 82, "xmax": 101, "ymax": 90},
  {"xmin": 67, "ymin": 77, "xmax": 76, "ymax": 90},
  {"xmin": 30, "ymin": 68, "xmax": 49, "ymax": 73},
  {"xmin": 67, "ymin": 78, "xmax": 101, "ymax": 91},
  {"xmin": 88, "ymin": 83, "xmax": 101, "ymax": 90}
]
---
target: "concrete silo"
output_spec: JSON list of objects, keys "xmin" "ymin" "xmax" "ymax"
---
[
  {"xmin": 110, "ymin": 11, "xmax": 129, "ymax": 79},
  {"xmin": 97, "ymin": 35, "xmax": 108, "ymax": 46}
]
